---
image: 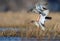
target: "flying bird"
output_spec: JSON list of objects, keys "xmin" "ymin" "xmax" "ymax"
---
[{"xmin": 28, "ymin": 3, "xmax": 52, "ymax": 31}]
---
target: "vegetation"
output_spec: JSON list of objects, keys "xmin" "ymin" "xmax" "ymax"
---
[{"xmin": 0, "ymin": 11, "xmax": 60, "ymax": 39}]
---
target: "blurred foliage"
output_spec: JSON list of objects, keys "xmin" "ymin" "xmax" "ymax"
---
[
  {"xmin": 0, "ymin": 0, "xmax": 45, "ymax": 12},
  {"xmin": 0, "ymin": 0, "xmax": 60, "ymax": 12}
]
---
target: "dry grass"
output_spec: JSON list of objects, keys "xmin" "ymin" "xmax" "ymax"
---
[
  {"xmin": 0, "ymin": 11, "xmax": 39, "ymax": 27},
  {"xmin": 0, "ymin": 11, "xmax": 60, "ymax": 38}
]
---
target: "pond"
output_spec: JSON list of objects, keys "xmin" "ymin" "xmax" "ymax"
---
[{"xmin": 0, "ymin": 37, "xmax": 60, "ymax": 41}]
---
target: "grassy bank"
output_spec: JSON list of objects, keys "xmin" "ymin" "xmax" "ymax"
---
[{"xmin": 0, "ymin": 11, "xmax": 60, "ymax": 39}]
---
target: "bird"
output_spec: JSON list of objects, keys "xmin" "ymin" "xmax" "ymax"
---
[{"xmin": 27, "ymin": 3, "xmax": 52, "ymax": 31}]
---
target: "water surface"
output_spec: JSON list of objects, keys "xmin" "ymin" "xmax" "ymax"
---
[{"xmin": 0, "ymin": 37, "xmax": 60, "ymax": 41}]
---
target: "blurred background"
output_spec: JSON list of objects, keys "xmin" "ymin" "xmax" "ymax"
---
[
  {"xmin": 0, "ymin": 0, "xmax": 60, "ymax": 12},
  {"xmin": 0, "ymin": 0, "xmax": 60, "ymax": 41}
]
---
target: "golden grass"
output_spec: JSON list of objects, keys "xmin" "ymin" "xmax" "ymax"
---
[
  {"xmin": 0, "ymin": 11, "xmax": 39, "ymax": 27},
  {"xmin": 0, "ymin": 11, "xmax": 60, "ymax": 38}
]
